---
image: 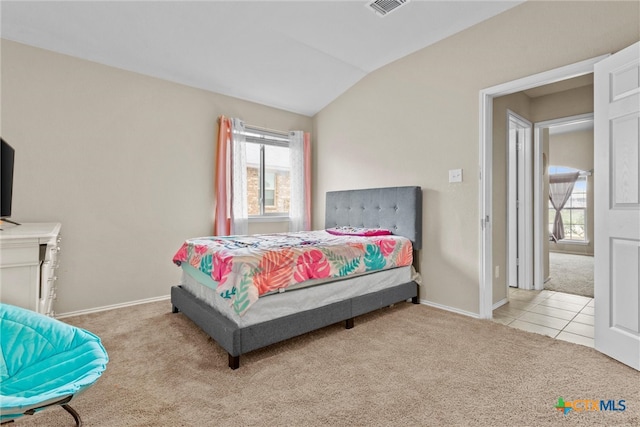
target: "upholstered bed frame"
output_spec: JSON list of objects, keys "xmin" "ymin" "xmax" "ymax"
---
[{"xmin": 171, "ymin": 186, "xmax": 422, "ymax": 369}]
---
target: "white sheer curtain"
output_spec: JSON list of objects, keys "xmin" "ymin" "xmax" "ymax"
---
[
  {"xmin": 230, "ymin": 118, "xmax": 248, "ymax": 235},
  {"xmin": 289, "ymin": 131, "xmax": 305, "ymax": 232}
]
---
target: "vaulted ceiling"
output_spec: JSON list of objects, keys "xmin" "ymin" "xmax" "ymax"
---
[{"xmin": 1, "ymin": 1, "xmax": 524, "ymax": 116}]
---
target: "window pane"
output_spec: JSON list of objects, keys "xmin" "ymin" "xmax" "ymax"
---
[
  {"xmin": 264, "ymin": 145, "xmax": 290, "ymax": 214},
  {"xmin": 572, "ymin": 209, "xmax": 585, "ymax": 225}
]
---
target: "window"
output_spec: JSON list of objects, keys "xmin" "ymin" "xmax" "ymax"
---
[
  {"xmin": 548, "ymin": 166, "xmax": 587, "ymax": 242},
  {"xmin": 243, "ymin": 127, "xmax": 291, "ymax": 217},
  {"xmin": 264, "ymin": 172, "xmax": 276, "ymax": 207}
]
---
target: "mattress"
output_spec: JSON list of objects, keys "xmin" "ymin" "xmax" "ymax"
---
[
  {"xmin": 173, "ymin": 230, "xmax": 413, "ymax": 316},
  {"xmin": 180, "ymin": 265, "xmax": 416, "ymax": 327}
]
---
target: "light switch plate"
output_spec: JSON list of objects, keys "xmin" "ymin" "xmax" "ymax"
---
[{"xmin": 449, "ymin": 169, "xmax": 463, "ymax": 183}]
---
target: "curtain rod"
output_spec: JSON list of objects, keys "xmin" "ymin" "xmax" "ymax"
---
[
  {"xmin": 217, "ymin": 116, "xmax": 290, "ymax": 138},
  {"xmin": 244, "ymin": 124, "xmax": 289, "ymax": 137}
]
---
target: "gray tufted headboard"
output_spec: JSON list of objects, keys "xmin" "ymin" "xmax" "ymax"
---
[{"xmin": 324, "ymin": 186, "xmax": 422, "ymax": 250}]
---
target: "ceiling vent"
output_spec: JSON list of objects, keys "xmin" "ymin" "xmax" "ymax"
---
[{"xmin": 366, "ymin": 0, "xmax": 410, "ymax": 17}]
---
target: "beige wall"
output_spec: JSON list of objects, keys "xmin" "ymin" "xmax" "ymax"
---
[
  {"xmin": 548, "ymin": 129, "xmax": 595, "ymax": 256},
  {"xmin": 0, "ymin": 40, "xmax": 312, "ymax": 315},
  {"xmin": 313, "ymin": 1, "xmax": 639, "ymax": 315},
  {"xmin": 492, "ymin": 92, "xmax": 531, "ymax": 304},
  {"xmin": 530, "ymin": 86, "xmax": 594, "ymax": 123}
]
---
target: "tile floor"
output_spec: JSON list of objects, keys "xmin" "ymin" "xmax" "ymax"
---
[{"xmin": 493, "ymin": 288, "xmax": 594, "ymax": 348}]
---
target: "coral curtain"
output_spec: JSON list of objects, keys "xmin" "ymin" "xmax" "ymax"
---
[
  {"xmin": 213, "ymin": 116, "xmax": 249, "ymax": 236},
  {"xmin": 213, "ymin": 116, "xmax": 231, "ymax": 235},
  {"xmin": 549, "ymin": 172, "xmax": 580, "ymax": 241},
  {"xmin": 289, "ymin": 131, "xmax": 312, "ymax": 232}
]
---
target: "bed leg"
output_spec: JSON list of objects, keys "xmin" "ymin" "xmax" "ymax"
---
[
  {"xmin": 229, "ymin": 354, "xmax": 240, "ymax": 370},
  {"xmin": 172, "ymin": 305, "xmax": 179, "ymax": 313},
  {"xmin": 411, "ymin": 296, "xmax": 419, "ymax": 304},
  {"xmin": 345, "ymin": 318, "xmax": 354, "ymax": 329}
]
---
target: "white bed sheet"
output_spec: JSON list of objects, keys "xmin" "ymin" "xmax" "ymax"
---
[{"xmin": 180, "ymin": 266, "xmax": 415, "ymax": 327}]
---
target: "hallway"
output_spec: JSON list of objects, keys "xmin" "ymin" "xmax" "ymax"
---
[{"xmin": 493, "ymin": 288, "xmax": 594, "ymax": 347}]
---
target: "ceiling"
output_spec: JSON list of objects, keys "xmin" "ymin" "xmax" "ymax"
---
[
  {"xmin": 0, "ymin": 1, "xmax": 524, "ymax": 116},
  {"xmin": 523, "ymin": 73, "xmax": 594, "ymax": 99}
]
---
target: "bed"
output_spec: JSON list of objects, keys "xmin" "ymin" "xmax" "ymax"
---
[{"xmin": 171, "ymin": 186, "xmax": 422, "ymax": 369}]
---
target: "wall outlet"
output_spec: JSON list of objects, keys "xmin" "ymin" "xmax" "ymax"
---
[{"xmin": 448, "ymin": 168, "xmax": 463, "ymax": 183}]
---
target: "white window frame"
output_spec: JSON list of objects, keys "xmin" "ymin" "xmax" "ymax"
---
[
  {"xmin": 243, "ymin": 126, "xmax": 291, "ymax": 220},
  {"xmin": 548, "ymin": 167, "xmax": 589, "ymax": 244}
]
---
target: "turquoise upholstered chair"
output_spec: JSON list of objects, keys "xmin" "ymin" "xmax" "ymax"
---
[{"xmin": 0, "ymin": 303, "xmax": 108, "ymax": 426}]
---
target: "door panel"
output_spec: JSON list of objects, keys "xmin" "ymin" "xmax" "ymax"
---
[{"xmin": 594, "ymin": 42, "xmax": 640, "ymax": 370}]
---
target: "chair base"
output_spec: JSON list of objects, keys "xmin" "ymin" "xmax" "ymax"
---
[
  {"xmin": 61, "ymin": 404, "xmax": 82, "ymax": 427},
  {"xmin": 1, "ymin": 397, "xmax": 82, "ymax": 427}
]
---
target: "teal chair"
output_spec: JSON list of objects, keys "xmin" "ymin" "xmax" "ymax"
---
[{"xmin": 0, "ymin": 303, "xmax": 108, "ymax": 426}]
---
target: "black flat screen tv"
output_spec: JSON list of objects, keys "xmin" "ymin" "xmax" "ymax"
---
[{"xmin": 1, "ymin": 138, "xmax": 15, "ymax": 219}]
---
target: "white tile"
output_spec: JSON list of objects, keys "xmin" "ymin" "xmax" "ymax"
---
[
  {"xmin": 537, "ymin": 298, "xmax": 586, "ymax": 312},
  {"xmin": 527, "ymin": 304, "xmax": 578, "ymax": 321},
  {"xmin": 510, "ymin": 320, "xmax": 560, "ymax": 338},
  {"xmin": 563, "ymin": 321, "xmax": 594, "ymax": 338},
  {"xmin": 510, "ymin": 290, "xmax": 546, "ymax": 302},
  {"xmin": 518, "ymin": 311, "xmax": 571, "ymax": 330},
  {"xmin": 580, "ymin": 306, "xmax": 595, "ymax": 316},
  {"xmin": 572, "ymin": 313, "xmax": 594, "ymax": 326},
  {"xmin": 547, "ymin": 292, "xmax": 593, "ymax": 305},
  {"xmin": 494, "ymin": 306, "xmax": 526, "ymax": 319},
  {"xmin": 556, "ymin": 331, "xmax": 594, "ymax": 348},
  {"xmin": 506, "ymin": 299, "xmax": 539, "ymax": 311},
  {"xmin": 587, "ymin": 300, "xmax": 595, "ymax": 308}
]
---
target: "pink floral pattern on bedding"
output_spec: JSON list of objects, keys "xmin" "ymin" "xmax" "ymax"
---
[
  {"xmin": 172, "ymin": 230, "xmax": 413, "ymax": 316},
  {"xmin": 325, "ymin": 226, "xmax": 392, "ymax": 236}
]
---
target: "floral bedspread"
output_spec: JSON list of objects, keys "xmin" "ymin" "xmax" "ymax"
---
[{"xmin": 172, "ymin": 230, "xmax": 413, "ymax": 316}]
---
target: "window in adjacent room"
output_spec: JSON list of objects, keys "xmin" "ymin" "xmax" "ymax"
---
[{"xmin": 548, "ymin": 165, "xmax": 587, "ymax": 242}]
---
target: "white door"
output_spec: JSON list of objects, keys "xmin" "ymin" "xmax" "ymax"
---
[{"xmin": 594, "ymin": 42, "xmax": 640, "ymax": 371}]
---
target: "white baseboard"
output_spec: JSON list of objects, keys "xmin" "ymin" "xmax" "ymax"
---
[
  {"xmin": 419, "ymin": 299, "xmax": 481, "ymax": 319},
  {"xmin": 56, "ymin": 295, "xmax": 170, "ymax": 319},
  {"xmin": 493, "ymin": 298, "xmax": 508, "ymax": 310},
  {"xmin": 56, "ymin": 295, "xmax": 483, "ymax": 321}
]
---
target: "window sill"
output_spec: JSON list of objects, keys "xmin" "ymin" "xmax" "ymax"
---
[
  {"xmin": 552, "ymin": 239, "xmax": 590, "ymax": 246},
  {"xmin": 249, "ymin": 216, "xmax": 290, "ymax": 223}
]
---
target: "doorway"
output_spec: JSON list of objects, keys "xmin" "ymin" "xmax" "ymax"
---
[
  {"xmin": 481, "ymin": 44, "xmax": 640, "ymax": 370},
  {"xmin": 507, "ymin": 111, "xmax": 532, "ymax": 290},
  {"xmin": 534, "ymin": 114, "xmax": 594, "ymax": 298},
  {"xmin": 478, "ymin": 54, "xmax": 608, "ymax": 319},
  {"xmin": 483, "ymin": 67, "xmax": 600, "ymax": 349}
]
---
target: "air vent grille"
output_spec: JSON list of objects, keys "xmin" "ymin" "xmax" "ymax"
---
[{"xmin": 367, "ymin": 0, "xmax": 410, "ymax": 17}]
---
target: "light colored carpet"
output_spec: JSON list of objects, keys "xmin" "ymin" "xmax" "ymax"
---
[
  {"xmin": 545, "ymin": 252, "xmax": 594, "ymax": 298},
  {"xmin": 15, "ymin": 300, "xmax": 638, "ymax": 427}
]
